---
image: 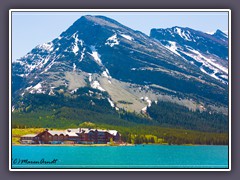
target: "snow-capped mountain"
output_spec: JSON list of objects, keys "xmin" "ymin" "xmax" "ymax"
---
[
  {"xmin": 150, "ymin": 27, "xmax": 228, "ymax": 84},
  {"xmin": 12, "ymin": 16, "xmax": 228, "ymax": 114}
]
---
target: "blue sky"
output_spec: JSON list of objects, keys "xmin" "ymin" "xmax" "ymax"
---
[{"xmin": 11, "ymin": 11, "xmax": 229, "ymax": 61}]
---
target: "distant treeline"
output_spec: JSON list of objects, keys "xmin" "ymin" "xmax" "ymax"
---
[
  {"xmin": 12, "ymin": 87, "xmax": 228, "ymax": 145},
  {"xmin": 147, "ymin": 101, "xmax": 228, "ymax": 133}
]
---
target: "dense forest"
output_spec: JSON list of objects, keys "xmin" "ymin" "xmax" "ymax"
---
[
  {"xmin": 147, "ymin": 101, "xmax": 228, "ymax": 133},
  {"xmin": 12, "ymin": 87, "xmax": 229, "ymax": 145}
]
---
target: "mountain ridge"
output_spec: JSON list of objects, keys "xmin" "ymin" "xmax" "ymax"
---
[
  {"xmin": 150, "ymin": 26, "xmax": 228, "ymax": 84},
  {"xmin": 12, "ymin": 15, "xmax": 228, "ymax": 116}
]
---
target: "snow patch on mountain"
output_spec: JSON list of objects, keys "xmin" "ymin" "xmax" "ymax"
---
[
  {"xmin": 70, "ymin": 88, "xmax": 78, "ymax": 94},
  {"xmin": 25, "ymin": 63, "xmax": 38, "ymax": 72},
  {"xmin": 26, "ymin": 82, "xmax": 45, "ymax": 94},
  {"xmin": 206, "ymin": 31, "xmax": 215, "ymax": 35},
  {"xmin": 140, "ymin": 96, "xmax": 152, "ymax": 107},
  {"xmin": 49, "ymin": 88, "xmax": 55, "ymax": 95},
  {"xmin": 25, "ymin": 86, "xmax": 32, "ymax": 91},
  {"xmin": 39, "ymin": 56, "xmax": 51, "ymax": 69},
  {"xmin": 105, "ymin": 34, "xmax": 119, "ymax": 47},
  {"xmin": 89, "ymin": 46, "xmax": 103, "ymax": 65},
  {"xmin": 91, "ymin": 81, "xmax": 105, "ymax": 91},
  {"xmin": 37, "ymin": 42, "xmax": 54, "ymax": 52},
  {"xmin": 88, "ymin": 73, "xmax": 92, "ymax": 82},
  {"xmin": 102, "ymin": 68, "xmax": 111, "ymax": 79},
  {"xmin": 165, "ymin": 41, "xmax": 181, "ymax": 56},
  {"xmin": 72, "ymin": 33, "xmax": 83, "ymax": 55},
  {"xmin": 175, "ymin": 28, "xmax": 192, "ymax": 41},
  {"xmin": 17, "ymin": 74, "xmax": 25, "ymax": 77},
  {"xmin": 182, "ymin": 31, "xmax": 192, "ymax": 41},
  {"xmin": 181, "ymin": 49, "xmax": 228, "ymax": 83},
  {"xmin": 220, "ymin": 75, "xmax": 228, "ymax": 79},
  {"xmin": 144, "ymin": 97, "xmax": 152, "ymax": 107},
  {"xmin": 200, "ymin": 67, "xmax": 216, "ymax": 80},
  {"xmin": 33, "ymin": 83, "xmax": 42, "ymax": 90},
  {"xmin": 72, "ymin": 44, "xmax": 79, "ymax": 55},
  {"xmin": 107, "ymin": 98, "xmax": 115, "ymax": 107},
  {"xmin": 79, "ymin": 48, "xmax": 85, "ymax": 62},
  {"xmin": 73, "ymin": 63, "xmax": 76, "ymax": 71},
  {"xmin": 141, "ymin": 106, "xmax": 147, "ymax": 112},
  {"xmin": 42, "ymin": 60, "xmax": 56, "ymax": 73},
  {"xmin": 188, "ymin": 49, "xmax": 228, "ymax": 74},
  {"xmin": 120, "ymin": 34, "xmax": 134, "ymax": 41}
]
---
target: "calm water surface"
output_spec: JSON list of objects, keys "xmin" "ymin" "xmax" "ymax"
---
[{"xmin": 12, "ymin": 145, "xmax": 228, "ymax": 169}]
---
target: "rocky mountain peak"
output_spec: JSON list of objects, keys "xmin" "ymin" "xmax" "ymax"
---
[
  {"xmin": 214, "ymin": 29, "xmax": 227, "ymax": 36},
  {"xmin": 12, "ymin": 16, "xmax": 228, "ymax": 114},
  {"xmin": 212, "ymin": 29, "xmax": 228, "ymax": 42}
]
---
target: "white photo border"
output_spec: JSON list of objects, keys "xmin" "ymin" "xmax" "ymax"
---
[{"xmin": 9, "ymin": 9, "xmax": 231, "ymax": 171}]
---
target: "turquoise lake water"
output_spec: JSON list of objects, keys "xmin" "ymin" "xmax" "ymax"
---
[{"xmin": 12, "ymin": 145, "xmax": 228, "ymax": 169}]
